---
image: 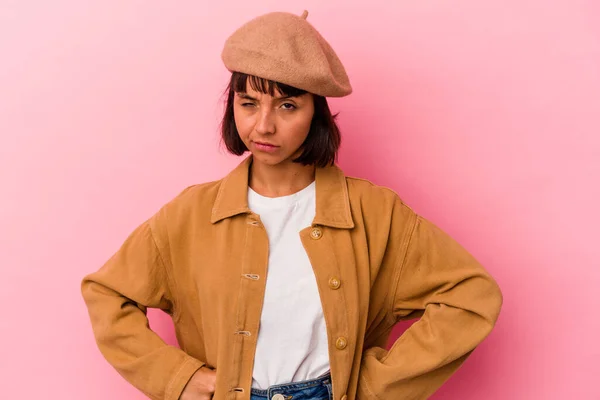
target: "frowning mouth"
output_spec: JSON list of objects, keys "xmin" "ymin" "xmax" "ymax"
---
[
  {"xmin": 253, "ymin": 141, "xmax": 278, "ymax": 147},
  {"xmin": 252, "ymin": 141, "xmax": 280, "ymax": 153}
]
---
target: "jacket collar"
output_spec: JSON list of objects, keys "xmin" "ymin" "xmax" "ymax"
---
[{"xmin": 210, "ymin": 155, "xmax": 354, "ymax": 229}]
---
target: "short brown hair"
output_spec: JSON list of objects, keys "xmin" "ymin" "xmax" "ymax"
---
[{"xmin": 220, "ymin": 72, "xmax": 341, "ymax": 167}]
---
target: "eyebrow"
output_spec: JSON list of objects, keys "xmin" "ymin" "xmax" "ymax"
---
[{"xmin": 236, "ymin": 93, "xmax": 297, "ymax": 101}]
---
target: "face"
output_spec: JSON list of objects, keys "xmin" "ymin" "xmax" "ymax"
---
[{"xmin": 233, "ymin": 82, "xmax": 315, "ymax": 167}]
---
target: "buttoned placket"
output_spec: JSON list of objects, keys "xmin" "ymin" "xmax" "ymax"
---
[
  {"xmin": 228, "ymin": 213, "xmax": 270, "ymax": 398},
  {"xmin": 301, "ymin": 224, "xmax": 351, "ymax": 400},
  {"xmin": 226, "ymin": 215, "xmax": 351, "ymax": 400}
]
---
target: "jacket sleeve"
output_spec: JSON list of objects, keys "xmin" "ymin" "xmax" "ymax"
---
[
  {"xmin": 81, "ymin": 214, "xmax": 204, "ymax": 400},
  {"xmin": 357, "ymin": 212, "xmax": 503, "ymax": 399}
]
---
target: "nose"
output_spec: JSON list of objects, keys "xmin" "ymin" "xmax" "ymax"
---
[{"xmin": 255, "ymin": 107, "xmax": 275, "ymax": 135}]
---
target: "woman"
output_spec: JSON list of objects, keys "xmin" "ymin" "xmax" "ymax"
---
[{"xmin": 81, "ymin": 10, "xmax": 502, "ymax": 400}]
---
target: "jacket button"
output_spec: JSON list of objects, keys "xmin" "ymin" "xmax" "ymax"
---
[
  {"xmin": 335, "ymin": 336, "xmax": 348, "ymax": 350},
  {"xmin": 310, "ymin": 227, "xmax": 323, "ymax": 240},
  {"xmin": 272, "ymin": 395, "xmax": 285, "ymax": 400},
  {"xmin": 328, "ymin": 277, "xmax": 341, "ymax": 290}
]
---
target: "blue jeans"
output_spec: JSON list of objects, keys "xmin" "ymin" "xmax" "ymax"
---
[{"xmin": 250, "ymin": 371, "xmax": 332, "ymax": 400}]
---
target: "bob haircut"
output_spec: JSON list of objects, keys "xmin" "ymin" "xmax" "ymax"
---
[{"xmin": 220, "ymin": 72, "xmax": 341, "ymax": 168}]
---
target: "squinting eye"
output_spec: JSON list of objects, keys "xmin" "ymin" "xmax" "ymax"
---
[
  {"xmin": 241, "ymin": 103, "xmax": 255, "ymax": 107},
  {"xmin": 281, "ymin": 103, "xmax": 297, "ymax": 110}
]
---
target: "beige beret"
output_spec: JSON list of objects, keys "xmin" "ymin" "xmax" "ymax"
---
[{"xmin": 221, "ymin": 10, "xmax": 352, "ymax": 97}]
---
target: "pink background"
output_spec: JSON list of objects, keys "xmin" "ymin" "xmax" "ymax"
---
[{"xmin": 1, "ymin": 1, "xmax": 599, "ymax": 399}]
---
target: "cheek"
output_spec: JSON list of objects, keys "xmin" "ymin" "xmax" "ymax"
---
[
  {"xmin": 233, "ymin": 113, "xmax": 252, "ymax": 139},
  {"xmin": 292, "ymin": 112, "xmax": 314, "ymax": 141}
]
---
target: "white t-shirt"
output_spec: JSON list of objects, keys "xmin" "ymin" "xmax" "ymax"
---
[{"xmin": 248, "ymin": 181, "xmax": 330, "ymax": 389}]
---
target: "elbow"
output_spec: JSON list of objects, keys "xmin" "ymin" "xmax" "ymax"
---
[
  {"xmin": 80, "ymin": 274, "xmax": 97, "ymax": 304},
  {"xmin": 81, "ymin": 275, "xmax": 91, "ymax": 303},
  {"xmin": 477, "ymin": 277, "xmax": 503, "ymax": 338},
  {"xmin": 488, "ymin": 276, "xmax": 503, "ymax": 325},
  {"xmin": 464, "ymin": 273, "xmax": 503, "ymax": 342}
]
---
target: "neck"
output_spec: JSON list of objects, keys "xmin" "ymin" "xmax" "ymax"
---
[{"xmin": 249, "ymin": 158, "xmax": 316, "ymax": 198}]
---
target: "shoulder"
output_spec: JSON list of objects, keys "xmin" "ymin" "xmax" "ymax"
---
[
  {"xmin": 173, "ymin": 180, "xmax": 222, "ymax": 204},
  {"xmin": 345, "ymin": 175, "xmax": 416, "ymax": 217},
  {"xmin": 342, "ymin": 174, "xmax": 418, "ymax": 255},
  {"xmin": 152, "ymin": 179, "xmax": 224, "ymax": 224}
]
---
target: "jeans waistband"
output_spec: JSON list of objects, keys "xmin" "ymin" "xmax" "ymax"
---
[{"xmin": 250, "ymin": 370, "xmax": 331, "ymax": 397}]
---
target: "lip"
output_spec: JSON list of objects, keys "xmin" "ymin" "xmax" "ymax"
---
[
  {"xmin": 253, "ymin": 141, "xmax": 278, "ymax": 147},
  {"xmin": 252, "ymin": 141, "xmax": 280, "ymax": 153}
]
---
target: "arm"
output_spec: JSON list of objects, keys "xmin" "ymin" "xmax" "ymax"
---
[
  {"xmin": 358, "ymin": 212, "xmax": 503, "ymax": 399},
  {"xmin": 81, "ymin": 214, "xmax": 204, "ymax": 400}
]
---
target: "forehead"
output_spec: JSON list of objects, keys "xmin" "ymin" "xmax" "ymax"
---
[
  {"xmin": 231, "ymin": 73, "xmax": 307, "ymax": 98},
  {"xmin": 242, "ymin": 81, "xmax": 285, "ymax": 97}
]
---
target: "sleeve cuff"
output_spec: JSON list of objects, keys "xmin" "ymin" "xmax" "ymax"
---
[
  {"xmin": 357, "ymin": 367, "xmax": 380, "ymax": 400},
  {"xmin": 165, "ymin": 357, "xmax": 205, "ymax": 400}
]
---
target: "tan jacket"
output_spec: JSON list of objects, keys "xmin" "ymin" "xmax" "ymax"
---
[{"xmin": 81, "ymin": 156, "xmax": 502, "ymax": 400}]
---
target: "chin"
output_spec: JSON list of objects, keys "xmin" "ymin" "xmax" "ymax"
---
[{"xmin": 250, "ymin": 152, "xmax": 289, "ymax": 166}]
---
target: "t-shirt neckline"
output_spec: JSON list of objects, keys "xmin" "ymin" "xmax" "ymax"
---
[{"xmin": 247, "ymin": 181, "xmax": 316, "ymax": 209}]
